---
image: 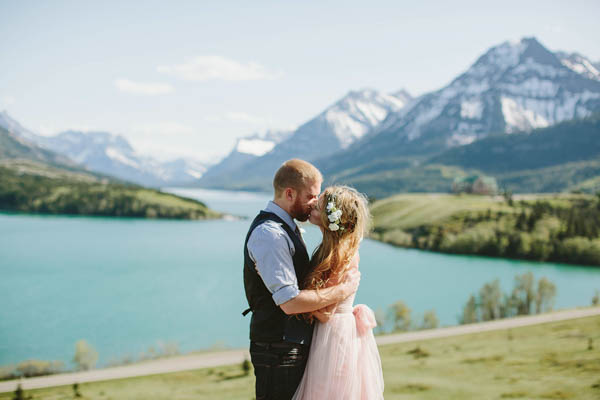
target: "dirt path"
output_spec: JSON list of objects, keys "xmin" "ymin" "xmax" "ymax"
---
[{"xmin": 2, "ymin": 306, "xmax": 599, "ymax": 393}]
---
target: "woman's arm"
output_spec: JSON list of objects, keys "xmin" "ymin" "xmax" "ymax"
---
[
  {"xmin": 279, "ymin": 267, "xmax": 360, "ymax": 315},
  {"xmin": 313, "ymin": 302, "xmax": 339, "ymax": 323}
]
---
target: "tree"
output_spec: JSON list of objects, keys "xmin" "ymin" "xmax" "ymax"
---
[
  {"xmin": 73, "ymin": 382, "xmax": 82, "ymax": 398},
  {"xmin": 516, "ymin": 210, "xmax": 528, "ymax": 231},
  {"xmin": 501, "ymin": 292, "xmax": 520, "ymax": 319},
  {"xmin": 502, "ymin": 187, "xmax": 514, "ymax": 206},
  {"xmin": 388, "ymin": 301, "xmax": 411, "ymax": 332},
  {"xmin": 460, "ymin": 295, "xmax": 478, "ymax": 324},
  {"xmin": 12, "ymin": 383, "xmax": 30, "ymax": 400},
  {"xmin": 479, "ymin": 279, "xmax": 502, "ymax": 321},
  {"xmin": 374, "ymin": 307, "xmax": 387, "ymax": 334},
  {"xmin": 512, "ymin": 272, "xmax": 536, "ymax": 315},
  {"xmin": 241, "ymin": 358, "xmax": 251, "ymax": 376},
  {"xmin": 420, "ymin": 310, "xmax": 439, "ymax": 330},
  {"xmin": 72, "ymin": 340, "xmax": 98, "ymax": 371},
  {"xmin": 535, "ymin": 277, "xmax": 557, "ymax": 313}
]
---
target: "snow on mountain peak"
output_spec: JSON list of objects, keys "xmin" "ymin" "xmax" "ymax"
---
[
  {"xmin": 236, "ymin": 138, "xmax": 277, "ymax": 156},
  {"xmin": 391, "ymin": 89, "xmax": 413, "ymax": 104},
  {"xmin": 233, "ymin": 129, "xmax": 293, "ymax": 156},
  {"xmin": 500, "ymin": 96, "xmax": 550, "ymax": 133},
  {"xmin": 321, "ymin": 88, "xmax": 411, "ymax": 148},
  {"xmin": 466, "ymin": 37, "xmax": 565, "ymax": 82},
  {"xmin": 468, "ymin": 39, "xmax": 527, "ymax": 79},
  {"xmin": 556, "ymin": 51, "xmax": 600, "ymax": 81},
  {"xmin": 105, "ymin": 146, "xmax": 140, "ymax": 169}
]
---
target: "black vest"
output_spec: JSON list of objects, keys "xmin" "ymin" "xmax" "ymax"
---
[{"xmin": 243, "ymin": 210, "xmax": 313, "ymax": 344}]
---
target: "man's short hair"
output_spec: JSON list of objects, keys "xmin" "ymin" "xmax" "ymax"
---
[{"xmin": 273, "ymin": 159, "xmax": 323, "ymax": 197}]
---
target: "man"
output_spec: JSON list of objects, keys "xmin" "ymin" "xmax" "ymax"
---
[{"xmin": 243, "ymin": 158, "xmax": 360, "ymax": 400}]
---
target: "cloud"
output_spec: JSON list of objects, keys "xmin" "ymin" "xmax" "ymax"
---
[
  {"xmin": 202, "ymin": 112, "xmax": 275, "ymax": 125},
  {"xmin": 224, "ymin": 112, "xmax": 274, "ymax": 125},
  {"xmin": 37, "ymin": 123, "xmax": 99, "ymax": 136},
  {"xmin": 115, "ymin": 79, "xmax": 174, "ymax": 95},
  {"xmin": 129, "ymin": 121, "xmax": 196, "ymax": 136},
  {"xmin": 157, "ymin": 55, "xmax": 282, "ymax": 81},
  {"xmin": 545, "ymin": 24, "xmax": 565, "ymax": 34},
  {"xmin": 0, "ymin": 95, "xmax": 16, "ymax": 108}
]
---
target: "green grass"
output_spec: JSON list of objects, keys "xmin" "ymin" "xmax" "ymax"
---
[
  {"xmin": 370, "ymin": 193, "xmax": 516, "ymax": 231},
  {"xmin": 0, "ymin": 160, "xmax": 222, "ymax": 220},
  {"xmin": 369, "ymin": 192, "xmax": 600, "ymax": 266},
  {"xmin": 380, "ymin": 314, "xmax": 600, "ymax": 399},
  {"xmin": 4, "ymin": 313, "xmax": 599, "ymax": 400}
]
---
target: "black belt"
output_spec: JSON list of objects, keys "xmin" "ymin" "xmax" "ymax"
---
[{"xmin": 251, "ymin": 341, "xmax": 304, "ymax": 350}]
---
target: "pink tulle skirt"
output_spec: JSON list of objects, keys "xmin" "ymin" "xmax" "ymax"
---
[{"xmin": 292, "ymin": 304, "xmax": 384, "ymax": 400}]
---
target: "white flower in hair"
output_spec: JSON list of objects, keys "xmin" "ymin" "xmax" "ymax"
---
[{"xmin": 325, "ymin": 194, "xmax": 345, "ymax": 232}]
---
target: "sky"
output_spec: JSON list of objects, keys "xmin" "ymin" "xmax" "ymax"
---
[{"xmin": 1, "ymin": 0, "xmax": 599, "ymax": 163}]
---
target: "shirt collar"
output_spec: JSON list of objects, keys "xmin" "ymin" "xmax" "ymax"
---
[{"xmin": 264, "ymin": 200, "xmax": 298, "ymax": 232}]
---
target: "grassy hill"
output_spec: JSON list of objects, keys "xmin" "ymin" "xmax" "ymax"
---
[
  {"xmin": 0, "ymin": 159, "xmax": 221, "ymax": 220},
  {"xmin": 3, "ymin": 311, "xmax": 598, "ymax": 399},
  {"xmin": 369, "ymin": 192, "xmax": 600, "ymax": 266}
]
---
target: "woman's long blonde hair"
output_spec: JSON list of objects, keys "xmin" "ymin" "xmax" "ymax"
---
[{"xmin": 302, "ymin": 185, "xmax": 371, "ymax": 321}]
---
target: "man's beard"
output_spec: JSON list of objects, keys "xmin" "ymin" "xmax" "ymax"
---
[{"xmin": 290, "ymin": 196, "xmax": 311, "ymax": 222}]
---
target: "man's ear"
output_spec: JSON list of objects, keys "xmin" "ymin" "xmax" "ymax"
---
[{"xmin": 284, "ymin": 187, "xmax": 296, "ymax": 203}]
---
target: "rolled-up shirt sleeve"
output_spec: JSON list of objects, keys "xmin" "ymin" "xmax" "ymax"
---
[{"xmin": 247, "ymin": 222, "xmax": 300, "ymax": 306}]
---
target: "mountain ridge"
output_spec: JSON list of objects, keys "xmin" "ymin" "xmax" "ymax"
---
[
  {"xmin": 0, "ymin": 112, "xmax": 210, "ymax": 187},
  {"xmin": 197, "ymin": 88, "xmax": 412, "ymax": 188}
]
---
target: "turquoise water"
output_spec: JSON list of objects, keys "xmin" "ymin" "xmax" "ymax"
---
[{"xmin": 1, "ymin": 188, "xmax": 599, "ymax": 369}]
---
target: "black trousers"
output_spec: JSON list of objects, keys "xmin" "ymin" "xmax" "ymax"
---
[{"xmin": 249, "ymin": 341, "xmax": 309, "ymax": 400}]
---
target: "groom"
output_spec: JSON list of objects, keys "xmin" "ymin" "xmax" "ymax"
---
[{"xmin": 243, "ymin": 158, "xmax": 360, "ymax": 400}]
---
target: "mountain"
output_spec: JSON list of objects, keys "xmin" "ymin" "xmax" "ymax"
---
[
  {"xmin": 0, "ymin": 123, "xmax": 83, "ymax": 170},
  {"xmin": 199, "ymin": 129, "xmax": 293, "ymax": 184},
  {"xmin": 0, "ymin": 112, "xmax": 210, "ymax": 187},
  {"xmin": 318, "ymin": 37, "xmax": 600, "ymax": 182},
  {"xmin": 331, "ymin": 113, "xmax": 600, "ymax": 198},
  {"xmin": 197, "ymin": 88, "xmax": 412, "ymax": 190},
  {"xmin": 36, "ymin": 130, "xmax": 211, "ymax": 187},
  {"xmin": 0, "ymin": 110, "xmax": 40, "ymax": 143},
  {"xmin": 160, "ymin": 157, "xmax": 209, "ymax": 184},
  {"xmin": 428, "ymin": 113, "xmax": 600, "ymax": 174}
]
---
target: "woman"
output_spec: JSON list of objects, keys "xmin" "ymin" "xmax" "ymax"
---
[{"xmin": 292, "ymin": 185, "xmax": 385, "ymax": 400}]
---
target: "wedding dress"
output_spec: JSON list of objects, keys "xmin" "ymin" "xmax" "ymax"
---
[{"xmin": 292, "ymin": 267, "xmax": 385, "ymax": 399}]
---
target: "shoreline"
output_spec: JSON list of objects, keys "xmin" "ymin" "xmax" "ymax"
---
[
  {"xmin": 0, "ymin": 209, "xmax": 233, "ymax": 221},
  {"xmin": 369, "ymin": 235, "xmax": 600, "ymax": 268}
]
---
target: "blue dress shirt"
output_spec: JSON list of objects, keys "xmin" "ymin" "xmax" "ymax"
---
[{"xmin": 246, "ymin": 201, "xmax": 305, "ymax": 306}]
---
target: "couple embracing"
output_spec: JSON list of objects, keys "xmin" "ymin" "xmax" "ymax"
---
[{"xmin": 243, "ymin": 159, "xmax": 384, "ymax": 400}]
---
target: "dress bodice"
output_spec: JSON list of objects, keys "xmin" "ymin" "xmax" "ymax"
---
[{"xmin": 335, "ymin": 291, "xmax": 356, "ymax": 314}]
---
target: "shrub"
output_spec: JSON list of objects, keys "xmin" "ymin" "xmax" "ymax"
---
[{"xmin": 72, "ymin": 340, "xmax": 98, "ymax": 371}]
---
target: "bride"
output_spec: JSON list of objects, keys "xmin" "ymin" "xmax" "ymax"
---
[{"xmin": 292, "ymin": 185, "xmax": 385, "ymax": 400}]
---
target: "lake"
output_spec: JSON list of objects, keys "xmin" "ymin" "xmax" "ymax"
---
[{"xmin": 1, "ymin": 188, "xmax": 599, "ymax": 369}]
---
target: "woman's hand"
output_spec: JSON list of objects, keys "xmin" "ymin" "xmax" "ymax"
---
[{"xmin": 313, "ymin": 302, "xmax": 338, "ymax": 323}]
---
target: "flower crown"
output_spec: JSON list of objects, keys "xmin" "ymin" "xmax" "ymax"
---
[{"xmin": 325, "ymin": 194, "xmax": 354, "ymax": 232}]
